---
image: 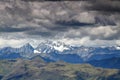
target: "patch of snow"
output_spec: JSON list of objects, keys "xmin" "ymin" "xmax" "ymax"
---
[
  {"xmin": 34, "ymin": 50, "xmax": 41, "ymax": 54},
  {"xmin": 116, "ymin": 46, "xmax": 120, "ymax": 50},
  {"xmin": 53, "ymin": 45, "xmax": 69, "ymax": 52},
  {"xmin": 100, "ymin": 46, "xmax": 106, "ymax": 48}
]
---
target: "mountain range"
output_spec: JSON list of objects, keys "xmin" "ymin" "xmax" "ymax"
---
[{"xmin": 0, "ymin": 41, "xmax": 120, "ymax": 69}]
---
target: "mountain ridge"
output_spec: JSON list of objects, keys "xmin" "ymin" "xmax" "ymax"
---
[
  {"xmin": 0, "ymin": 41, "xmax": 120, "ymax": 68},
  {"xmin": 0, "ymin": 57, "xmax": 120, "ymax": 80}
]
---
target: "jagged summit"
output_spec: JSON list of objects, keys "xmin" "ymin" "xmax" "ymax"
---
[
  {"xmin": 35, "ymin": 40, "xmax": 71, "ymax": 53},
  {"xmin": 20, "ymin": 43, "xmax": 34, "ymax": 50},
  {"xmin": 23, "ymin": 43, "xmax": 32, "ymax": 47},
  {"xmin": 0, "ymin": 41, "xmax": 120, "ymax": 64}
]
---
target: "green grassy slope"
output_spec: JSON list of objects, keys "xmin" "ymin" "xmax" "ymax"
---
[{"xmin": 0, "ymin": 57, "xmax": 120, "ymax": 80}]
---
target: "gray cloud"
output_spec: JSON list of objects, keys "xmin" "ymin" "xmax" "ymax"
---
[
  {"xmin": 0, "ymin": 0, "xmax": 120, "ymax": 47},
  {"xmin": 63, "ymin": 25, "xmax": 120, "ymax": 40},
  {"xmin": 85, "ymin": 0, "xmax": 120, "ymax": 13},
  {"xmin": 0, "ymin": 26, "xmax": 34, "ymax": 33},
  {"xmin": 55, "ymin": 19, "xmax": 94, "ymax": 27},
  {"xmin": 26, "ymin": 30, "xmax": 56, "ymax": 38}
]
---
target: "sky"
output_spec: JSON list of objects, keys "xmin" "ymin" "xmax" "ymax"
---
[{"xmin": 0, "ymin": 0, "xmax": 120, "ymax": 47}]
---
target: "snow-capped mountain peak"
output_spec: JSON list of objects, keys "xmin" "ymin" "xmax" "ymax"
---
[
  {"xmin": 0, "ymin": 42, "xmax": 120, "ymax": 63},
  {"xmin": 35, "ymin": 41, "xmax": 71, "ymax": 53}
]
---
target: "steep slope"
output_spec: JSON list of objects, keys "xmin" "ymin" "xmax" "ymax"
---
[
  {"xmin": 88, "ymin": 57, "xmax": 120, "ymax": 69},
  {"xmin": 18, "ymin": 43, "xmax": 34, "ymax": 58},
  {"xmin": 0, "ymin": 43, "xmax": 35, "ymax": 59},
  {"xmin": 0, "ymin": 47, "xmax": 21, "ymax": 59}
]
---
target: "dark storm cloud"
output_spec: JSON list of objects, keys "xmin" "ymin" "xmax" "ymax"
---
[
  {"xmin": 45, "ymin": 25, "xmax": 69, "ymax": 31},
  {"xmin": 0, "ymin": 27, "xmax": 34, "ymax": 33},
  {"xmin": 0, "ymin": 0, "xmax": 119, "ymax": 41},
  {"xmin": 23, "ymin": 0, "xmax": 120, "ymax": 12},
  {"xmin": 85, "ymin": 0, "xmax": 120, "ymax": 13},
  {"xmin": 21, "ymin": 0, "xmax": 83, "ymax": 1},
  {"xmin": 55, "ymin": 19, "xmax": 94, "ymax": 27},
  {"xmin": 43, "ymin": 19, "xmax": 94, "ymax": 31},
  {"xmin": 26, "ymin": 30, "xmax": 56, "ymax": 37}
]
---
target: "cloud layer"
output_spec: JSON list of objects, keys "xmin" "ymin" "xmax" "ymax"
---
[{"xmin": 0, "ymin": 0, "xmax": 120, "ymax": 47}]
